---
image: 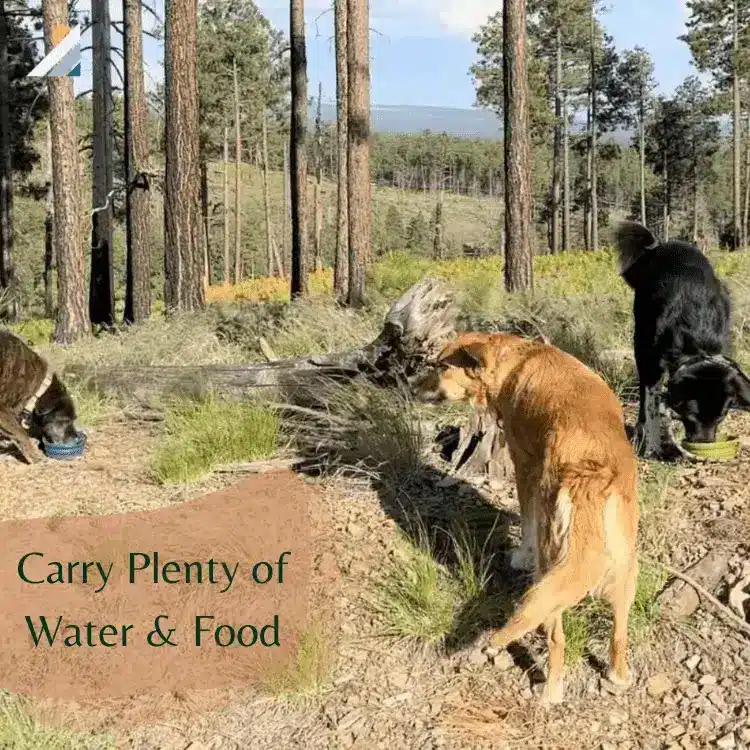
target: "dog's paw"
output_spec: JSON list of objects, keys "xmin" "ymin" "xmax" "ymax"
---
[
  {"xmin": 605, "ymin": 667, "xmax": 633, "ymax": 690},
  {"xmin": 539, "ymin": 679, "xmax": 564, "ymax": 705}
]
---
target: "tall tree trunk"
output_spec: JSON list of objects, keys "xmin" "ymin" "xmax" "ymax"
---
[
  {"xmin": 503, "ymin": 0, "xmax": 533, "ymax": 291},
  {"xmin": 223, "ymin": 125, "xmax": 230, "ymax": 284},
  {"xmin": 744, "ymin": 111, "xmax": 750, "ymax": 249},
  {"xmin": 290, "ymin": 0, "xmax": 309, "ymax": 298},
  {"xmin": 44, "ymin": 17, "xmax": 89, "ymax": 342},
  {"xmin": 550, "ymin": 25, "xmax": 562, "ymax": 255},
  {"xmin": 0, "ymin": 0, "xmax": 18, "ymax": 320},
  {"xmin": 200, "ymin": 156, "xmax": 210, "ymax": 288},
  {"xmin": 346, "ymin": 0, "xmax": 371, "ymax": 307},
  {"xmin": 333, "ymin": 0, "xmax": 349, "ymax": 303},
  {"xmin": 90, "ymin": 0, "xmax": 115, "ymax": 326},
  {"xmin": 44, "ymin": 120, "xmax": 55, "ymax": 318},
  {"xmin": 584, "ymin": 100, "xmax": 591, "ymax": 251},
  {"xmin": 433, "ymin": 192, "xmax": 444, "ymax": 260},
  {"xmin": 233, "ymin": 57, "xmax": 242, "ymax": 284},
  {"xmin": 663, "ymin": 149, "xmax": 669, "ymax": 241},
  {"xmin": 313, "ymin": 81, "xmax": 323, "ymax": 272},
  {"xmin": 123, "ymin": 0, "xmax": 152, "ymax": 324},
  {"xmin": 261, "ymin": 110, "xmax": 276, "ymax": 277},
  {"xmin": 282, "ymin": 139, "xmax": 290, "ymax": 279},
  {"xmin": 639, "ymin": 107, "xmax": 646, "ymax": 225},
  {"xmin": 163, "ymin": 0, "xmax": 204, "ymax": 313},
  {"xmin": 732, "ymin": 0, "xmax": 742, "ymax": 250},
  {"xmin": 562, "ymin": 88, "xmax": 570, "ymax": 252},
  {"xmin": 692, "ymin": 124, "xmax": 699, "ymax": 244},
  {"xmin": 589, "ymin": 0, "xmax": 598, "ymax": 252}
]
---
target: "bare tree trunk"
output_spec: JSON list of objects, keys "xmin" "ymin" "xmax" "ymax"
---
[
  {"xmin": 333, "ymin": 0, "xmax": 349, "ymax": 302},
  {"xmin": 200, "ymin": 156, "xmax": 210, "ymax": 288},
  {"xmin": 432, "ymin": 192, "xmax": 444, "ymax": 260},
  {"xmin": 663, "ymin": 149, "xmax": 670, "ymax": 241},
  {"xmin": 589, "ymin": 0, "xmax": 598, "ymax": 253},
  {"xmin": 562, "ymin": 89, "xmax": 570, "ymax": 252},
  {"xmin": 313, "ymin": 81, "xmax": 323, "ymax": 272},
  {"xmin": 692, "ymin": 124, "xmax": 699, "ymax": 244},
  {"xmin": 346, "ymin": 0, "xmax": 371, "ymax": 307},
  {"xmin": 290, "ymin": 0, "xmax": 309, "ymax": 297},
  {"xmin": 744, "ymin": 111, "xmax": 750, "ymax": 249},
  {"xmin": 584, "ymin": 100, "xmax": 591, "ymax": 251},
  {"xmin": 282, "ymin": 139, "xmax": 290, "ymax": 278},
  {"xmin": 44, "ymin": 120, "xmax": 55, "ymax": 318},
  {"xmin": 503, "ymin": 0, "xmax": 533, "ymax": 291},
  {"xmin": 90, "ymin": 0, "xmax": 115, "ymax": 326},
  {"xmin": 163, "ymin": 0, "xmax": 204, "ymax": 313},
  {"xmin": 639, "ymin": 108, "xmax": 646, "ymax": 225},
  {"xmin": 261, "ymin": 111, "xmax": 276, "ymax": 277},
  {"xmin": 732, "ymin": 0, "xmax": 742, "ymax": 250},
  {"xmin": 223, "ymin": 126, "xmax": 230, "ymax": 284},
  {"xmin": 44, "ymin": 17, "xmax": 89, "ymax": 342},
  {"xmin": 0, "ymin": 0, "xmax": 18, "ymax": 320},
  {"xmin": 550, "ymin": 25, "xmax": 562, "ymax": 255},
  {"xmin": 233, "ymin": 57, "xmax": 242, "ymax": 284},
  {"xmin": 123, "ymin": 0, "xmax": 152, "ymax": 324}
]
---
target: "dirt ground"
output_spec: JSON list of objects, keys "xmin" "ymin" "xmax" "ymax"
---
[{"xmin": 1, "ymin": 405, "xmax": 749, "ymax": 750}]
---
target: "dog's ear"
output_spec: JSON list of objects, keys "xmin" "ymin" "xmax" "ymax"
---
[
  {"xmin": 727, "ymin": 360, "xmax": 750, "ymax": 410},
  {"xmin": 440, "ymin": 341, "xmax": 487, "ymax": 371}
]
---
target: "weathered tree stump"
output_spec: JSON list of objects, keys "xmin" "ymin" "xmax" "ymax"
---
[{"xmin": 63, "ymin": 277, "xmax": 508, "ymax": 482}]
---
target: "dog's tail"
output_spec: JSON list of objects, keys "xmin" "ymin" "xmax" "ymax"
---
[
  {"xmin": 614, "ymin": 221, "xmax": 659, "ymax": 281},
  {"xmin": 490, "ymin": 463, "xmax": 628, "ymax": 650}
]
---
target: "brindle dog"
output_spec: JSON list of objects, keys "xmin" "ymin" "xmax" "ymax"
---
[{"xmin": 0, "ymin": 330, "xmax": 78, "ymax": 463}]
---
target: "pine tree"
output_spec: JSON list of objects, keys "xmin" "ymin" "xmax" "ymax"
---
[
  {"xmin": 683, "ymin": 0, "xmax": 750, "ymax": 249},
  {"xmin": 614, "ymin": 48, "xmax": 656, "ymax": 225}
]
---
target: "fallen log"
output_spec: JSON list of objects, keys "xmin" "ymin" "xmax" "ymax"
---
[{"xmin": 63, "ymin": 276, "xmax": 510, "ymax": 483}]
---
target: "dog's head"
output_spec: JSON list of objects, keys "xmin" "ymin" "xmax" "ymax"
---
[
  {"xmin": 29, "ymin": 374, "xmax": 79, "ymax": 445},
  {"xmin": 666, "ymin": 355, "xmax": 750, "ymax": 442},
  {"xmin": 412, "ymin": 334, "xmax": 492, "ymax": 407}
]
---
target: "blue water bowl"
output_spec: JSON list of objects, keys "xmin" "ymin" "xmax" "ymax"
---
[{"xmin": 42, "ymin": 430, "xmax": 87, "ymax": 460}]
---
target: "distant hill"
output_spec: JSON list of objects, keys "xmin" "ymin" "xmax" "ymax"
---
[{"xmin": 308, "ymin": 101, "xmax": 635, "ymax": 144}]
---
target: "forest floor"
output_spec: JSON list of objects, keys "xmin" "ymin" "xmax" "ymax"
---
[{"xmin": 1, "ymin": 250, "xmax": 749, "ymax": 749}]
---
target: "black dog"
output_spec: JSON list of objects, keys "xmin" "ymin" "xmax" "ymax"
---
[
  {"xmin": 614, "ymin": 221, "xmax": 750, "ymax": 459},
  {"xmin": 0, "ymin": 330, "xmax": 78, "ymax": 463}
]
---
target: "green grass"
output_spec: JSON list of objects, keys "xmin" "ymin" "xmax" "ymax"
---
[
  {"xmin": 373, "ymin": 520, "xmax": 500, "ymax": 646},
  {"xmin": 262, "ymin": 625, "xmax": 330, "ymax": 698},
  {"xmin": 0, "ymin": 692, "xmax": 114, "ymax": 750},
  {"xmin": 562, "ymin": 562, "xmax": 668, "ymax": 667},
  {"xmin": 151, "ymin": 397, "xmax": 279, "ymax": 484}
]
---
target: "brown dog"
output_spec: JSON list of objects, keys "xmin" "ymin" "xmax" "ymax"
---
[
  {"xmin": 415, "ymin": 332, "xmax": 639, "ymax": 704},
  {"xmin": 0, "ymin": 330, "xmax": 78, "ymax": 463}
]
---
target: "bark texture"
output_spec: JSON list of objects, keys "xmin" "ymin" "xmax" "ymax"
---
[
  {"xmin": 502, "ymin": 0, "xmax": 533, "ymax": 292},
  {"xmin": 333, "ymin": 0, "xmax": 349, "ymax": 302},
  {"xmin": 163, "ymin": 0, "xmax": 204, "ymax": 312}
]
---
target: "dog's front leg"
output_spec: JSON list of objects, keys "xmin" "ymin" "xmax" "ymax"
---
[
  {"xmin": 0, "ymin": 410, "xmax": 43, "ymax": 464},
  {"xmin": 635, "ymin": 384, "xmax": 664, "ymax": 458}
]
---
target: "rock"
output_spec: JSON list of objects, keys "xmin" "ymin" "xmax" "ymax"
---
[
  {"xmin": 700, "ymin": 675, "xmax": 718, "ymax": 687},
  {"xmin": 685, "ymin": 655, "xmax": 701, "ymax": 671},
  {"xmin": 608, "ymin": 711, "xmax": 627, "ymax": 727},
  {"xmin": 715, "ymin": 733, "xmax": 735, "ymax": 749},
  {"xmin": 492, "ymin": 651, "xmax": 515, "ymax": 671},
  {"xmin": 680, "ymin": 739, "xmax": 698, "ymax": 750},
  {"xmin": 667, "ymin": 725, "xmax": 686, "ymax": 738},
  {"xmin": 346, "ymin": 522, "xmax": 364, "ymax": 539},
  {"xmin": 184, "ymin": 744, "xmax": 209, "ymax": 750},
  {"xmin": 659, "ymin": 550, "xmax": 729, "ymax": 618},
  {"xmin": 647, "ymin": 673, "xmax": 673, "ymax": 697},
  {"xmin": 468, "ymin": 649, "xmax": 487, "ymax": 666}
]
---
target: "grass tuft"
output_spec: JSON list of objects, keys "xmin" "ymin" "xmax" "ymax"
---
[
  {"xmin": 262, "ymin": 625, "xmax": 330, "ymax": 698},
  {"xmin": 0, "ymin": 692, "xmax": 114, "ymax": 750},
  {"xmin": 151, "ymin": 397, "xmax": 278, "ymax": 484},
  {"xmin": 373, "ymin": 519, "xmax": 501, "ymax": 646}
]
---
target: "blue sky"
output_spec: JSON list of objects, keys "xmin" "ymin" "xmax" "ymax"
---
[{"xmin": 71, "ymin": 0, "xmax": 695, "ymax": 109}]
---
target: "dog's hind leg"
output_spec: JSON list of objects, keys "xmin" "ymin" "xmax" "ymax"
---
[
  {"xmin": 541, "ymin": 613, "xmax": 565, "ymax": 704},
  {"xmin": 605, "ymin": 560, "xmax": 637, "ymax": 688}
]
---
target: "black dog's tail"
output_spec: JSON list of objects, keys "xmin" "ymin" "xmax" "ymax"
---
[{"xmin": 614, "ymin": 221, "xmax": 659, "ymax": 281}]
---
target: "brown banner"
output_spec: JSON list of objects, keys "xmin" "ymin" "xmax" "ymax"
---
[{"xmin": 0, "ymin": 469, "xmax": 313, "ymax": 700}]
